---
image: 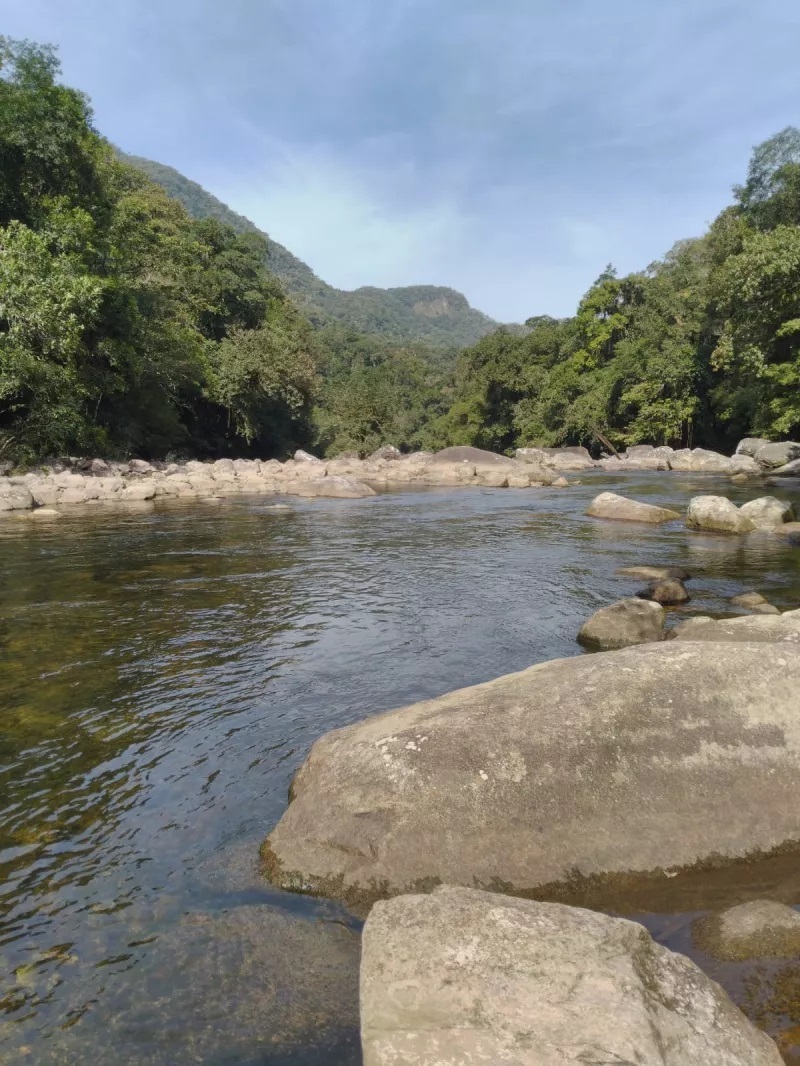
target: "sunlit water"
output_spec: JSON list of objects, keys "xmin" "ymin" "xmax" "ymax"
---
[{"xmin": 1, "ymin": 472, "xmax": 800, "ymax": 1064}]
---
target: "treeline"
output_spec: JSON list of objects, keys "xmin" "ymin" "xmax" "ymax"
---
[
  {"xmin": 438, "ymin": 129, "xmax": 800, "ymax": 454},
  {"xmin": 0, "ymin": 37, "xmax": 318, "ymax": 463}
]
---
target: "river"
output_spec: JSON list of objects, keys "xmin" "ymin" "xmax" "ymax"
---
[{"xmin": 1, "ymin": 471, "xmax": 800, "ymax": 1063}]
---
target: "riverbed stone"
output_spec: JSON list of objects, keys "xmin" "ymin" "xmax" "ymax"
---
[
  {"xmin": 289, "ymin": 476, "xmax": 377, "ymax": 499},
  {"xmin": 361, "ymin": 886, "xmax": 782, "ymax": 1066},
  {"xmin": 732, "ymin": 591, "xmax": 769, "ymax": 608},
  {"xmin": 737, "ymin": 437, "xmax": 772, "ymax": 457},
  {"xmin": 686, "ymin": 495, "xmax": 756, "ymax": 534},
  {"xmin": 739, "ymin": 496, "xmax": 796, "ymax": 529},
  {"xmin": 696, "ymin": 900, "xmax": 800, "ymax": 962},
  {"xmin": 669, "ymin": 447, "xmax": 735, "ymax": 472},
  {"xmin": 587, "ymin": 491, "xmax": 680, "ymax": 523},
  {"xmin": 617, "ymin": 565, "xmax": 692, "ymax": 581},
  {"xmin": 775, "ymin": 522, "xmax": 800, "ymax": 545},
  {"xmin": 637, "ymin": 578, "xmax": 690, "ymax": 605},
  {"xmin": 432, "ymin": 446, "xmax": 514, "ymax": 467},
  {"xmin": 729, "ymin": 453, "xmax": 763, "ymax": 474},
  {"xmin": 755, "ymin": 441, "xmax": 800, "ymax": 469},
  {"xmin": 577, "ymin": 597, "xmax": 666, "ymax": 648},
  {"xmin": 671, "ymin": 615, "xmax": 800, "ymax": 643},
  {"xmin": 770, "ymin": 458, "xmax": 800, "ymax": 477},
  {"xmin": 262, "ymin": 642, "xmax": 800, "ymax": 910}
]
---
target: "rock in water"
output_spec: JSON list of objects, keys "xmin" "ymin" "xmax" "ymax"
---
[
  {"xmin": 360, "ymin": 887, "xmax": 782, "ymax": 1066},
  {"xmin": 686, "ymin": 495, "xmax": 756, "ymax": 534},
  {"xmin": 696, "ymin": 900, "xmax": 800, "ymax": 962},
  {"xmin": 671, "ymin": 615, "xmax": 800, "ymax": 644},
  {"xmin": 732, "ymin": 591, "xmax": 769, "ymax": 608},
  {"xmin": 617, "ymin": 565, "xmax": 692, "ymax": 581},
  {"xmin": 432, "ymin": 446, "xmax": 514, "ymax": 466},
  {"xmin": 637, "ymin": 578, "xmax": 690, "ymax": 605},
  {"xmin": 739, "ymin": 496, "xmax": 796, "ymax": 529},
  {"xmin": 262, "ymin": 642, "xmax": 800, "ymax": 909},
  {"xmin": 755, "ymin": 441, "xmax": 800, "ymax": 469},
  {"xmin": 289, "ymin": 476, "xmax": 377, "ymax": 499},
  {"xmin": 586, "ymin": 491, "xmax": 680, "ymax": 523},
  {"xmin": 737, "ymin": 437, "xmax": 772, "ymax": 457},
  {"xmin": 577, "ymin": 597, "xmax": 665, "ymax": 648},
  {"xmin": 369, "ymin": 445, "xmax": 402, "ymax": 461}
]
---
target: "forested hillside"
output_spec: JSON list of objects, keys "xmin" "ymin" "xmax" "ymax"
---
[
  {"xmin": 122, "ymin": 154, "xmax": 499, "ymax": 347},
  {"xmin": 440, "ymin": 128, "xmax": 800, "ymax": 455},
  {"xmin": 3, "ymin": 34, "xmax": 800, "ymax": 465}
]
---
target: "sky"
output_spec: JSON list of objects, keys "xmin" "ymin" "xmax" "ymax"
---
[{"xmin": 3, "ymin": 0, "xmax": 800, "ymax": 322}]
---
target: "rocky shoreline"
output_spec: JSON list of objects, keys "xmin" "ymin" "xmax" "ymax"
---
[{"xmin": 1, "ymin": 437, "xmax": 799, "ymax": 514}]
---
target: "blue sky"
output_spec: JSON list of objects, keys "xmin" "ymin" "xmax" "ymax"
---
[{"xmin": 3, "ymin": 0, "xmax": 800, "ymax": 321}]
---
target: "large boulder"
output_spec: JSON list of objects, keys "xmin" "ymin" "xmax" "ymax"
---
[
  {"xmin": 577, "ymin": 598, "xmax": 665, "ymax": 648},
  {"xmin": 263, "ymin": 642, "xmax": 800, "ymax": 909},
  {"xmin": 361, "ymin": 887, "xmax": 781, "ymax": 1066},
  {"xmin": 686, "ymin": 495, "xmax": 756, "ymax": 534},
  {"xmin": 0, "ymin": 486, "xmax": 34, "ymax": 511},
  {"xmin": 586, "ymin": 491, "xmax": 680, "ymax": 524},
  {"xmin": 432, "ymin": 446, "xmax": 513, "ymax": 467},
  {"xmin": 696, "ymin": 900, "xmax": 800, "ymax": 962},
  {"xmin": 370, "ymin": 445, "xmax": 402, "ymax": 461},
  {"xmin": 769, "ymin": 458, "xmax": 800, "ymax": 477},
  {"xmin": 728, "ymin": 453, "xmax": 763, "ymax": 474},
  {"xmin": 289, "ymin": 476, "xmax": 377, "ymax": 499},
  {"xmin": 755, "ymin": 441, "xmax": 800, "ymax": 469},
  {"xmin": 736, "ymin": 437, "xmax": 771, "ymax": 457},
  {"xmin": 669, "ymin": 447, "xmax": 734, "ymax": 473},
  {"xmin": 739, "ymin": 496, "xmax": 796, "ymax": 529},
  {"xmin": 294, "ymin": 449, "xmax": 322, "ymax": 463},
  {"xmin": 637, "ymin": 578, "xmax": 690, "ymax": 605},
  {"xmin": 671, "ymin": 615, "xmax": 800, "ymax": 643}
]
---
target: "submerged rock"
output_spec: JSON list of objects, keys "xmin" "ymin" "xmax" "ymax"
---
[
  {"xmin": 263, "ymin": 642, "xmax": 800, "ymax": 910},
  {"xmin": 696, "ymin": 900, "xmax": 800, "ymax": 962},
  {"xmin": 577, "ymin": 597, "xmax": 666, "ymax": 648},
  {"xmin": 361, "ymin": 887, "xmax": 781, "ymax": 1066},
  {"xmin": 637, "ymin": 578, "xmax": 690, "ymax": 605},
  {"xmin": 686, "ymin": 495, "xmax": 756, "ymax": 534},
  {"xmin": 586, "ymin": 491, "xmax": 680, "ymax": 523},
  {"xmin": 288, "ymin": 476, "xmax": 377, "ymax": 499},
  {"xmin": 732, "ymin": 591, "xmax": 770, "ymax": 608}
]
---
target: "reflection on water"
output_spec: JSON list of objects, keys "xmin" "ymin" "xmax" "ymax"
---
[{"xmin": 0, "ymin": 473, "xmax": 799, "ymax": 1063}]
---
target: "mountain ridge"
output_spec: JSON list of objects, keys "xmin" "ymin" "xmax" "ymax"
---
[{"xmin": 120, "ymin": 153, "xmax": 500, "ymax": 347}]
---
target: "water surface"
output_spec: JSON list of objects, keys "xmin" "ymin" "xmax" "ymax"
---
[{"xmin": 1, "ymin": 472, "xmax": 800, "ymax": 1063}]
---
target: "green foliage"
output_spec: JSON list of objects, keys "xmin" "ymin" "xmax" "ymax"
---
[
  {"xmin": 122, "ymin": 155, "xmax": 502, "ymax": 348},
  {"xmin": 0, "ymin": 38, "xmax": 318, "ymax": 462}
]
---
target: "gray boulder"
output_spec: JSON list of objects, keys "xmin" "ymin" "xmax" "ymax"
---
[
  {"xmin": 586, "ymin": 491, "xmax": 680, "ymax": 523},
  {"xmin": 775, "ymin": 522, "xmax": 800, "ymax": 545},
  {"xmin": 686, "ymin": 495, "xmax": 756, "ymax": 534},
  {"xmin": 617, "ymin": 565, "xmax": 692, "ymax": 581},
  {"xmin": 769, "ymin": 458, "xmax": 800, "ymax": 477},
  {"xmin": 731, "ymin": 591, "xmax": 769, "ymax": 608},
  {"xmin": 670, "ymin": 448, "xmax": 734, "ymax": 472},
  {"xmin": 729, "ymin": 453, "xmax": 762, "ymax": 474},
  {"xmin": 739, "ymin": 496, "xmax": 796, "ymax": 529},
  {"xmin": 755, "ymin": 441, "xmax": 800, "ymax": 468},
  {"xmin": 671, "ymin": 615, "xmax": 800, "ymax": 643},
  {"xmin": 577, "ymin": 597, "xmax": 666, "ymax": 648},
  {"xmin": 637, "ymin": 578, "xmax": 690, "ymax": 605},
  {"xmin": 433, "ymin": 446, "xmax": 513, "ymax": 467},
  {"xmin": 370, "ymin": 445, "xmax": 402, "ymax": 461},
  {"xmin": 263, "ymin": 642, "xmax": 800, "ymax": 910},
  {"xmin": 361, "ymin": 887, "xmax": 781, "ymax": 1066},
  {"xmin": 696, "ymin": 900, "xmax": 800, "ymax": 962},
  {"xmin": 290, "ymin": 476, "xmax": 377, "ymax": 499},
  {"xmin": 736, "ymin": 437, "xmax": 771, "ymax": 457},
  {"xmin": 294, "ymin": 449, "xmax": 322, "ymax": 463},
  {"xmin": 127, "ymin": 458, "xmax": 153, "ymax": 474}
]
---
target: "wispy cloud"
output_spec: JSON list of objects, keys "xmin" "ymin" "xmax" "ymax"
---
[{"xmin": 4, "ymin": 0, "xmax": 800, "ymax": 320}]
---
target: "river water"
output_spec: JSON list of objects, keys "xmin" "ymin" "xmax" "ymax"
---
[{"xmin": 1, "ymin": 472, "xmax": 800, "ymax": 1064}]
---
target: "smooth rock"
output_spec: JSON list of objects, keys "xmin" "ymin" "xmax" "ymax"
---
[
  {"xmin": 290, "ymin": 476, "xmax": 376, "ymax": 499},
  {"xmin": 551, "ymin": 476, "xmax": 569, "ymax": 488},
  {"xmin": 669, "ymin": 448, "xmax": 734, "ymax": 473},
  {"xmin": 739, "ymin": 496, "xmax": 796, "ymax": 529},
  {"xmin": 731, "ymin": 591, "xmax": 769, "ymax": 608},
  {"xmin": 294, "ymin": 449, "xmax": 321, "ymax": 463},
  {"xmin": 729, "ymin": 453, "xmax": 763, "ymax": 474},
  {"xmin": 775, "ymin": 522, "xmax": 800, "ymax": 545},
  {"xmin": 29, "ymin": 508, "xmax": 60, "ymax": 518},
  {"xmin": 686, "ymin": 495, "xmax": 756, "ymax": 534},
  {"xmin": 752, "ymin": 603, "xmax": 782, "ymax": 615},
  {"xmin": 736, "ymin": 437, "xmax": 772, "ymax": 457},
  {"xmin": 770, "ymin": 458, "xmax": 800, "ymax": 477},
  {"xmin": 617, "ymin": 565, "xmax": 692, "ymax": 582},
  {"xmin": 361, "ymin": 887, "xmax": 781, "ymax": 1066},
  {"xmin": 587, "ymin": 491, "xmax": 680, "ymax": 524},
  {"xmin": 261, "ymin": 642, "xmax": 800, "ymax": 910},
  {"xmin": 128, "ymin": 458, "xmax": 153, "ymax": 474},
  {"xmin": 696, "ymin": 900, "xmax": 800, "ymax": 962},
  {"xmin": 637, "ymin": 578, "xmax": 690, "ymax": 605},
  {"xmin": 672, "ymin": 615, "xmax": 800, "ymax": 643},
  {"xmin": 432, "ymin": 446, "xmax": 514, "ymax": 467},
  {"xmin": 755, "ymin": 441, "xmax": 800, "ymax": 469},
  {"xmin": 370, "ymin": 445, "xmax": 402, "ymax": 461},
  {"xmin": 577, "ymin": 597, "xmax": 666, "ymax": 648}
]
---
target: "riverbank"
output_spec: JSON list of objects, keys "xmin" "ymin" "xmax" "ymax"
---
[{"xmin": 2, "ymin": 439, "xmax": 798, "ymax": 514}]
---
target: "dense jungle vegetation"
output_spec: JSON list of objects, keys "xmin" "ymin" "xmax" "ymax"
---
[{"xmin": 2, "ymin": 36, "xmax": 800, "ymax": 463}]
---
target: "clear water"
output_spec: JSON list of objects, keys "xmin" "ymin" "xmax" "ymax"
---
[{"xmin": 1, "ymin": 472, "xmax": 799, "ymax": 1064}]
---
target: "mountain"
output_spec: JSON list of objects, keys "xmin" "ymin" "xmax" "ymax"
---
[{"xmin": 121, "ymin": 154, "xmax": 500, "ymax": 348}]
